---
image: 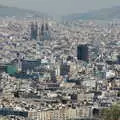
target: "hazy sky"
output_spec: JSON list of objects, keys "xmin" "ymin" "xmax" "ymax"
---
[{"xmin": 0, "ymin": 0, "xmax": 120, "ymax": 15}]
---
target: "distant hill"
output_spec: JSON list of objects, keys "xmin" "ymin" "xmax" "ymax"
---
[
  {"xmin": 63, "ymin": 6, "xmax": 120, "ymax": 21},
  {"xmin": 0, "ymin": 4, "xmax": 47, "ymax": 18}
]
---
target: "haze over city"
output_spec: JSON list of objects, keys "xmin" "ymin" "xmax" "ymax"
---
[
  {"xmin": 0, "ymin": 0, "xmax": 120, "ymax": 15},
  {"xmin": 0, "ymin": 0, "xmax": 120, "ymax": 120}
]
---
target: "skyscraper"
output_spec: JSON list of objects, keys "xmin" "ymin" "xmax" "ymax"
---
[{"xmin": 77, "ymin": 44, "xmax": 89, "ymax": 62}]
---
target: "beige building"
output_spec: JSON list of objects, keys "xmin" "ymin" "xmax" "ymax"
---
[
  {"xmin": 78, "ymin": 93, "xmax": 94, "ymax": 102},
  {"xmin": 28, "ymin": 107, "xmax": 90, "ymax": 120}
]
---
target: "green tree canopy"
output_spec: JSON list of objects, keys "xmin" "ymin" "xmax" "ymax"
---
[{"xmin": 101, "ymin": 104, "xmax": 120, "ymax": 120}]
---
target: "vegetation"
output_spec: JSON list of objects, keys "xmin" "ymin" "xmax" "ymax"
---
[
  {"xmin": 101, "ymin": 104, "xmax": 120, "ymax": 120},
  {"xmin": 117, "ymin": 91, "xmax": 120, "ymax": 97},
  {"xmin": 0, "ymin": 117, "xmax": 8, "ymax": 120}
]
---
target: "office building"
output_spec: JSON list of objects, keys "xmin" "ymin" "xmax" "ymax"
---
[{"xmin": 77, "ymin": 44, "xmax": 89, "ymax": 62}]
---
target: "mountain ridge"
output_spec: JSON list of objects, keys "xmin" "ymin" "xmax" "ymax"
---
[
  {"xmin": 0, "ymin": 4, "xmax": 47, "ymax": 18},
  {"xmin": 63, "ymin": 6, "xmax": 120, "ymax": 21}
]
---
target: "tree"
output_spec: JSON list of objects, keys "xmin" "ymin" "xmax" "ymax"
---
[
  {"xmin": 117, "ymin": 91, "xmax": 120, "ymax": 97},
  {"xmin": 0, "ymin": 117, "xmax": 8, "ymax": 120},
  {"xmin": 101, "ymin": 104, "xmax": 120, "ymax": 120}
]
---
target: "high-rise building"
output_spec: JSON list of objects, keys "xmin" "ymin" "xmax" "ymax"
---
[
  {"xmin": 50, "ymin": 71, "xmax": 57, "ymax": 82},
  {"xmin": 77, "ymin": 44, "xmax": 89, "ymax": 62},
  {"xmin": 41, "ymin": 24, "xmax": 44, "ymax": 35},
  {"xmin": 34, "ymin": 22, "xmax": 38, "ymax": 40},
  {"xmin": 45, "ymin": 23, "xmax": 49, "ymax": 31},
  {"xmin": 30, "ymin": 22, "xmax": 34, "ymax": 39},
  {"xmin": 117, "ymin": 55, "xmax": 120, "ymax": 64},
  {"xmin": 60, "ymin": 63, "xmax": 70, "ymax": 76}
]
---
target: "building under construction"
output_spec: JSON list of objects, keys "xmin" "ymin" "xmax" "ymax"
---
[
  {"xmin": 40, "ymin": 23, "xmax": 51, "ymax": 41},
  {"xmin": 30, "ymin": 21, "xmax": 51, "ymax": 41},
  {"xmin": 30, "ymin": 22, "xmax": 38, "ymax": 40}
]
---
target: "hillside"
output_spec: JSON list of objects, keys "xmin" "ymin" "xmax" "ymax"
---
[
  {"xmin": 63, "ymin": 6, "xmax": 120, "ymax": 21},
  {"xmin": 0, "ymin": 5, "xmax": 46, "ymax": 18}
]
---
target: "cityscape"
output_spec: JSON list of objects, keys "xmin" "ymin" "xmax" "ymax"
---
[{"xmin": 0, "ymin": 1, "xmax": 120, "ymax": 120}]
